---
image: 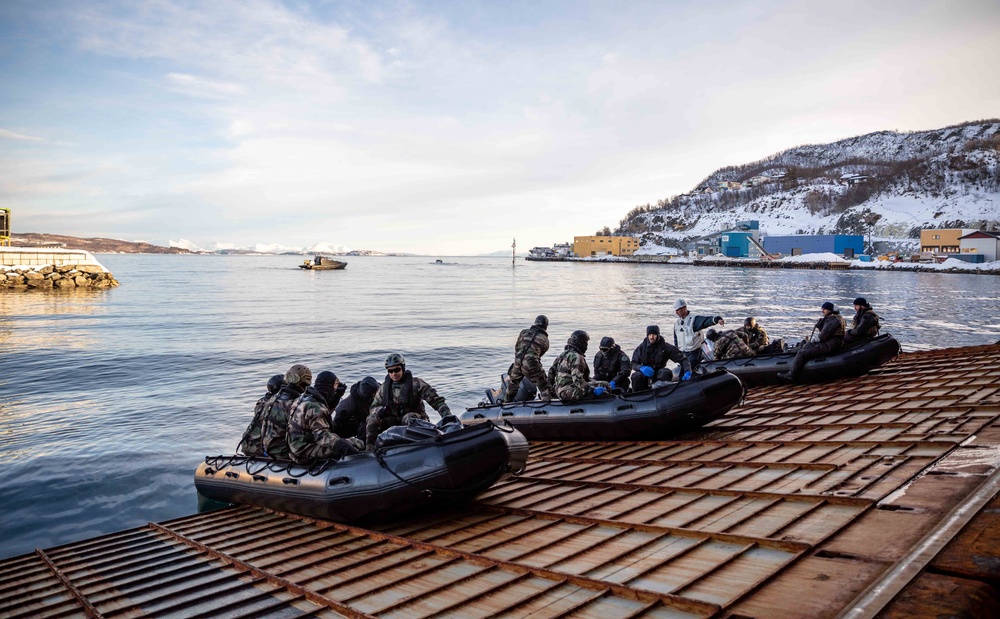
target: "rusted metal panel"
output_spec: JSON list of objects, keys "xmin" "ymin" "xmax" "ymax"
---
[{"xmin": 3, "ymin": 344, "xmax": 1000, "ymax": 618}]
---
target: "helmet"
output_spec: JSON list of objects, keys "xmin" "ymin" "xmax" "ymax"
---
[
  {"xmin": 568, "ymin": 330, "xmax": 590, "ymax": 354},
  {"xmin": 599, "ymin": 336, "xmax": 615, "ymax": 349},
  {"xmin": 266, "ymin": 374, "xmax": 284, "ymax": 394},
  {"xmin": 533, "ymin": 315, "xmax": 549, "ymax": 330},
  {"xmin": 674, "ymin": 299, "xmax": 687, "ymax": 311},
  {"xmin": 744, "ymin": 316, "xmax": 756, "ymax": 328},
  {"xmin": 284, "ymin": 364, "xmax": 312, "ymax": 386},
  {"xmin": 385, "ymin": 352, "xmax": 406, "ymax": 369},
  {"xmin": 706, "ymin": 329, "xmax": 720, "ymax": 342}
]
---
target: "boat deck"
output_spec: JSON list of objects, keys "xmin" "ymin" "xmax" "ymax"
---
[{"xmin": 3, "ymin": 343, "xmax": 1000, "ymax": 618}]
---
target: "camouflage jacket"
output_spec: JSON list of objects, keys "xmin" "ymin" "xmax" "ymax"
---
[
  {"xmin": 548, "ymin": 344, "xmax": 604, "ymax": 401},
  {"xmin": 238, "ymin": 392, "xmax": 278, "ymax": 456},
  {"xmin": 370, "ymin": 371, "xmax": 451, "ymax": 420},
  {"xmin": 713, "ymin": 330, "xmax": 755, "ymax": 360},
  {"xmin": 287, "ymin": 387, "xmax": 346, "ymax": 465},
  {"xmin": 735, "ymin": 325, "xmax": 769, "ymax": 350},
  {"xmin": 514, "ymin": 326, "xmax": 549, "ymax": 363},
  {"xmin": 260, "ymin": 383, "xmax": 306, "ymax": 460}
]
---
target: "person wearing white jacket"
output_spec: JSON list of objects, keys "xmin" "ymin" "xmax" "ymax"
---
[{"xmin": 673, "ymin": 299, "xmax": 724, "ymax": 370}]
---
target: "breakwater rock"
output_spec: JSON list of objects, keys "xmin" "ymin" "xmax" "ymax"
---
[{"xmin": 0, "ymin": 247, "xmax": 120, "ymax": 291}]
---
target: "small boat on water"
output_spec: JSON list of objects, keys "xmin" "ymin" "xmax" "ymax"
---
[
  {"xmin": 299, "ymin": 255, "xmax": 347, "ymax": 270},
  {"xmin": 194, "ymin": 418, "xmax": 528, "ymax": 523},
  {"xmin": 699, "ymin": 333, "xmax": 901, "ymax": 387},
  {"xmin": 460, "ymin": 369, "xmax": 744, "ymax": 441}
]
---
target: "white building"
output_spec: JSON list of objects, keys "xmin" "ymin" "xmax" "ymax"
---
[{"xmin": 959, "ymin": 230, "xmax": 1000, "ymax": 262}]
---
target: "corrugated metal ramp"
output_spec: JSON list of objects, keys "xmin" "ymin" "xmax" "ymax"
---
[{"xmin": 3, "ymin": 343, "xmax": 1000, "ymax": 618}]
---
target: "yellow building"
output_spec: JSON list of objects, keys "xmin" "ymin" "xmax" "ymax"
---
[
  {"xmin": 572, "ymin": 235, "xmax": 640, "ymax": 257},
  {"xmin": 920, "ymin": 228, "xmax": 975, "ymax": 254},
  {"xmin": 0, "ymin": 208, "xmax": 10, "ymax": 247}
]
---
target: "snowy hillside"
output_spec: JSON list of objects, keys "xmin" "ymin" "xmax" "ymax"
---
[{"xmin": 619, "ymin": 120, "xmax": 1000, "ymax": 251}]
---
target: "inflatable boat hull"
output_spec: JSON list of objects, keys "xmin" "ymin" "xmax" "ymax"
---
[
  {"xmin": 461, "ymin": 369, "xmax": 744, "ymax": 441},
  {"xmin": 699, "ymin": 334, "xmax": 901, "ymax": 387},
  {"xmin": 194, "ymin": 422, "xmax": 528, "ymax": 523}
]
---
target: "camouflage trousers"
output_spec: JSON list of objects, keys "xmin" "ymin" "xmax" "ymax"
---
[
  {"xmin": 291, "ymin": 435, "xmax": 363, "ymax": 466},
  {"xmin": 506, "ymin": 354, "xmax": 549, "ymax": 401},
  {"xmin": 365, "ymin": 410, "xmax": 428, "ymax": 450}
]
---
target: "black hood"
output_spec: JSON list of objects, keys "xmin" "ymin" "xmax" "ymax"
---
[{"xmin": 351, "ymin": 376, "xmax": 380, "ymax": 402}]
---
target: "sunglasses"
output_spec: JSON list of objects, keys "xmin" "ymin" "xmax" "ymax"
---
[
  {"xmin": 387, "ymin": 366, "xmax": 404, "ymax": 375},
  {"xmin": 599, "ymin": 347, "xmax": 610, "ymax": 352}
]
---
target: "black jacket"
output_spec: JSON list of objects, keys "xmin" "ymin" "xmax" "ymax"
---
[
  {"xmin": 631, "ymin": 337, "xmax": 685, "ymax": 371},
  {"xmin": 593, "ymin": 345, "xmax": 631, "ymax": 384},
  {"xmin": 333, "ymin": 378, "xmax": 379, "ymax": 440},
  {"xmin": 847, "ymin": 306, "xmax": 880, "ymax": 340}
]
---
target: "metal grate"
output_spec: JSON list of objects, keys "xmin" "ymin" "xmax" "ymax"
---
[{"xmin": 3, "ymin": 343, "xmax": 1000, "ymax": 618}]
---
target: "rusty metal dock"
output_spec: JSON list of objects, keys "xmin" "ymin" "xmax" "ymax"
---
[{"xmin": 3, "ymin": 344, "xmax": 999, "ymax": 618}]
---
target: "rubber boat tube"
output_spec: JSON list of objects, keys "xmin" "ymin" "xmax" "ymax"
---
[
  {"xmin": 194, "ymin": 421, "xmax": 528, "ymax": 523},
  {"xmin": 699, "ymin": 333, "xmax": 901, "ymax": 387},
  {"xmin": 460, "ymin": 369, "xmax": 744, "ymax": 441}
]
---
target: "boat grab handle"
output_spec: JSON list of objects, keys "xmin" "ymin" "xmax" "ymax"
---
[
  {"xmin": 329, "ymin": 477, "xmax": 351, "ymax": 486},
  {"xmin": 533, "ymin": 410, "xmax": 548, "ymax": 415},
  {"xmin": 570, "ymin": 408, "xmax": 584, "ymax": 414},
  {"xmin": 281, "ymin": 477, "xmax": 300, "ymax": 485},
  {"xmin": 501, "ymin": 411, "xmax": 514, "ymax": 417},
  {"xmin": 616, "ymin": 404, "xmax": 635, "ymax": 411},
  {"xmin": 252, "ymin": 474, "xmax": 267, "ymax": 482},
  {"xmin": 225, "ymin": 472, "xmax": 240, "ymax": 479}
]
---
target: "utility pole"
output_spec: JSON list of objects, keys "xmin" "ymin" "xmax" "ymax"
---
[{"xmin": 512, "ymin": 238, "xmax": 516, "ymax": 267}]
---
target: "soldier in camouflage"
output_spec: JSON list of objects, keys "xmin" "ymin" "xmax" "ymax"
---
[
  {"xmin": 261, "ymin": 364, "xmax": 312, "ymax": 460},
  {"xmin": 706, "ymin": 328, "xmax": 755, "ymax": 360},
  {"xmin": 238, "ymin": 374, "xmax": 284, "ymax": 456},
  {"xmin": 365, "ymin": 353, "xmax": 451, "ymax": 450},
  {"xmin": 505, "ymin": 315, "xmax": 551, "ymax": 402},
  {"xmin": 735, "ymin": 317, "xmax": 769, "ymax": 351},
  {"xmin": 547, "ymin": 330, "xmax": 609, "ymax": 401},
  {"xmin": 287, "ymin": 371, "xmax": 362, "ymax": 465}
]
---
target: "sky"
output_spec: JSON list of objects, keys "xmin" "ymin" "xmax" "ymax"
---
[{"xmin": 1, "ymin": 1, "xmax": 998, "ymax": 255}]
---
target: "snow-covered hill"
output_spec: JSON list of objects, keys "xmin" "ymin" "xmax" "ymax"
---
[{"xmin": 619, "ymin": 120, "xmax": 1000, "ymax": 251}]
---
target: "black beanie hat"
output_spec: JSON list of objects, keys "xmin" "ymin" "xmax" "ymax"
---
[
  {"xmin": 646, "ymin": 325, "xmax": 660, "ymax": 336},
  {"xmin": 599, "ymin": 336, "xmax": 615, "ymax": 348},
  {"xmin": 853, "ymin": 297, "xmax": 868, "ymax": 307},
  {"xmin": 821, "ymin": 301, "xmax": 835, "ymax": 312},
  {"xmin": 706, "ymin": 329, "xmax": 720, "ymax": 342},
  {"xmin": 314, "ymin": 370, "xmax": 338, "ymax": 393},
  {"xmin": 357, "ymin": 376, "xmax": 379, "ymax": 400}
]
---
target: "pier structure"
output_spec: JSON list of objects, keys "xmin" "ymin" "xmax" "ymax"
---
[{"xmin": 2, "ymin": 343, "xmax": 1000, "ymax": 617}]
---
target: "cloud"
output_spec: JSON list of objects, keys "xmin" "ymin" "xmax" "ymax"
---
[
  {"xmin": 165, "ymin": 73, "xmax": 244, "ymax": 99},
  {"xmin": 0, "ymin": 128, "xmax": 45, "ymax": 142}
]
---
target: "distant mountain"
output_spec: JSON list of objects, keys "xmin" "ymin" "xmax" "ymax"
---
[
  {"xmin": 11, "ymin": 233, "xmax": 193, "ymax": 254},
  {"xmin": 617, "ymin": 119, "xmax": 1000, "ymax": 251}
]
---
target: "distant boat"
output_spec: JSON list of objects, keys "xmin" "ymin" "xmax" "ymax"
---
[
  {"xmin": 299, "ymin": 255, "xmax": 347, "ymax": 270},
  {"xmin": 435, "ymin": 259, "xmax": 443, "ymax": 263}
]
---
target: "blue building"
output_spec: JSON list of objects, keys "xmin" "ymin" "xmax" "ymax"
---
[
  {"xmin": 713, "ymin": 220, "xmax": 761, "ymax": 258},
  {"xmin": 763, "ymin": 234, "xmax": 864, "ymax": 258}
]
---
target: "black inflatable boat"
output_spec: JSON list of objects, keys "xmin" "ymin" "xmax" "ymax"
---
[
  {"xmin": 699, "ymin": 333, "xmax": 901, "ymax": 387},
  {"xmin": 460, "ymin": 369, "xmax": 744, "ymax": 441},
  {"xmin": 194, "ymin": 418, "xmax": 529, "ymax": 523}
]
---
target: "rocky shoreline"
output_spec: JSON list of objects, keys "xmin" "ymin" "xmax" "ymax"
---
[{"xmin": 1, "ymin": 264, "xmax": 120, "ymax": 290}]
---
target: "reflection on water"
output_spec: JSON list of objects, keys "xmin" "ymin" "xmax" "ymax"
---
[{"xmin": 1, "ymin": 255, "xmax": 998, "ymax": 559}]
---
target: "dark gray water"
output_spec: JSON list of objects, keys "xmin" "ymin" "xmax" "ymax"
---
[{"xmin": 1, "ymin": 255, "xmax": 998, "ymax": 559}]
